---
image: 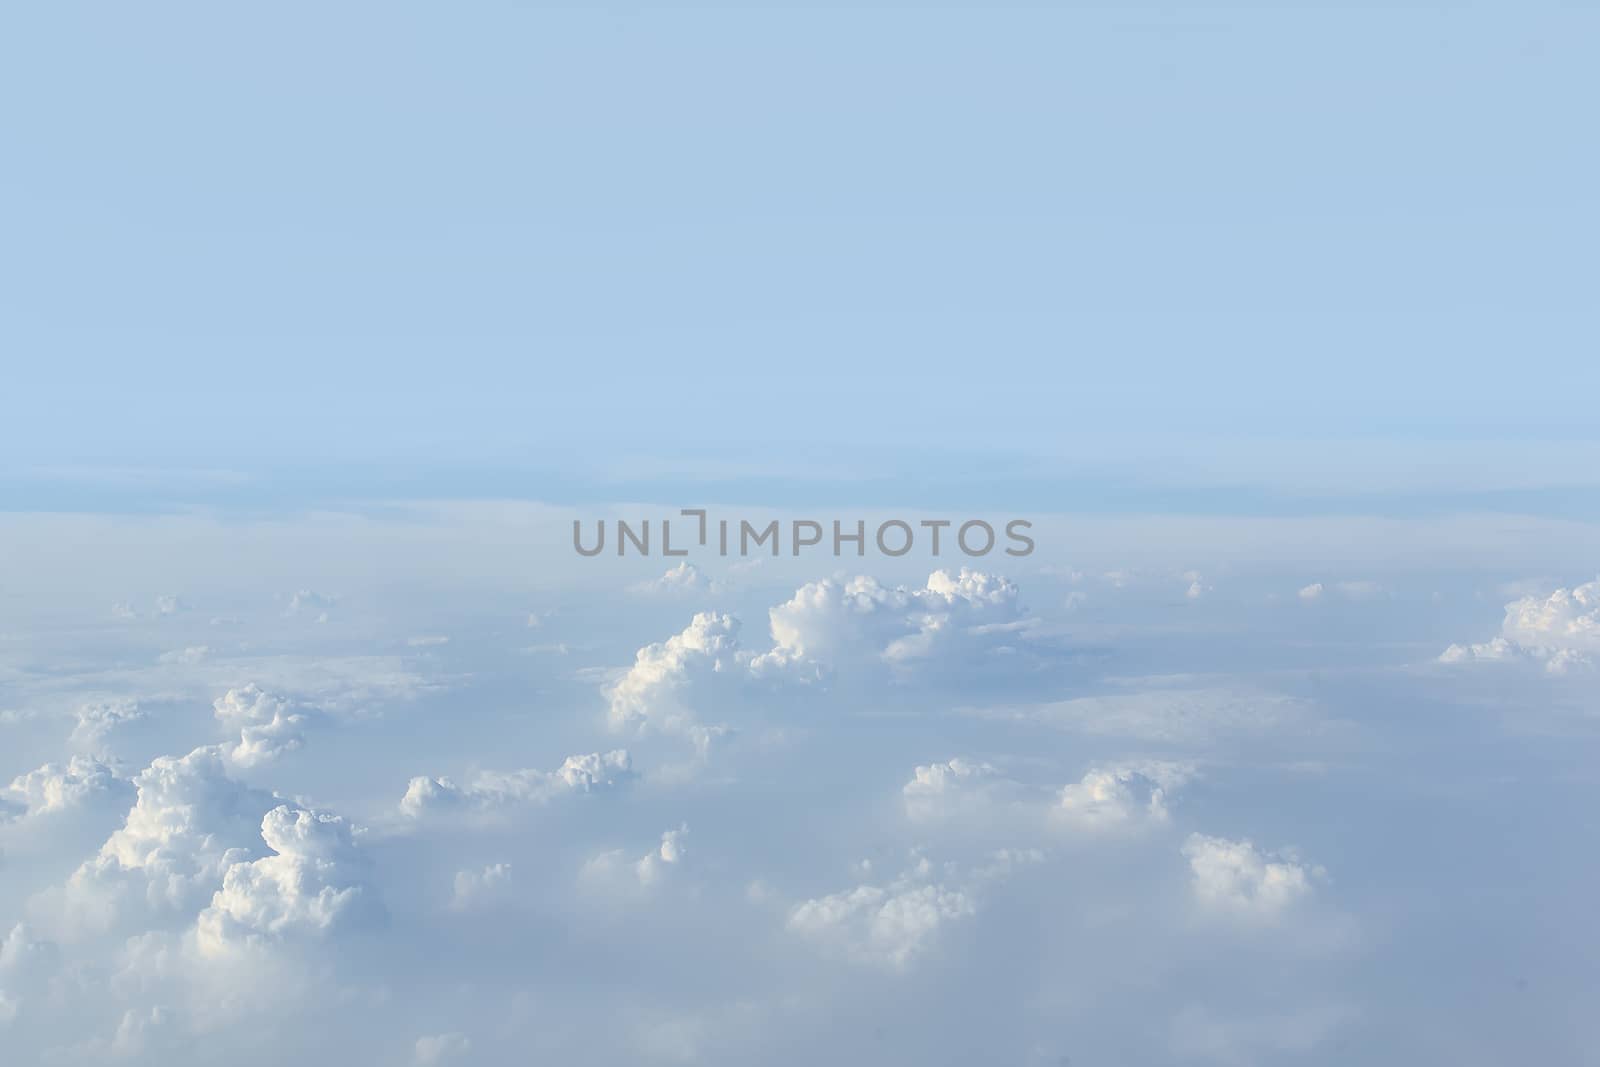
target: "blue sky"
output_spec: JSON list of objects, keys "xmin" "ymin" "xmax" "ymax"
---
[{"xmin": 5, "ymin": 1, "xmax": 1597, "ymax": 510}]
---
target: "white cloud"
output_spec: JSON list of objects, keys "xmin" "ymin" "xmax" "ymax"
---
[
  {"xmin": 901, "ymin": 758, "xmax": 1004, "ymax": 820},
  {"xmin": 0, "ymin": 922, "xmax": 59, "ymax": 1018},
  {"xmin": 0, "ymin": 924, "xmax": 55, "ymax": 1028},
  {"xmin": 608, "ymin": 613, "xmax": 749, "ymax": 739},
  {"xmin": 71, "ymin": 700, "xmax": 144, "ymax": 747},
  {"xmin": 400, "ymin": 750, "xmax": 634, "ymax": 818},
  {"xmin": 581, "ymin": 824, "xmax": 690, "ymax": 891},
  {"xmin": 787, "ymin": 858, "xmax": 977, "ymax": 971},
  {"xmin": 0, "ymin": 512, "xmax": 1557, "ymax": 1060},
  {"xmin": 66, "ymin": 746, "xmax": 279, "ymax": 924},
  {"xmin": 1055, "ymin": 763, "xmax": 1188, "ymax": 833},
  {"xmin": 1298, "ymin": 583, "xmax": 1324, "ymax": 601},
  {"xmin": 213, "ymin": 685, "xmax": 311, "ymax": 767},
  {"xmin": 195, "ymin": 805, "xmax": 379, "ymax": 955},
  {"xmin": 786, "ymin": 850, "xmax": 1039, "ymax": 970},
  {"xmin": 1182, "ymin": 833, "xmax": 1320, "ymax": 921},
  {"xmin": 902, "ymin": 758, "xmax": 1056, "ymax": 828},
  {"xmin": 450, "ymin": 863, "xmax": 513, "ymax": 911},
  {"xmin": 46, "ymin": 997, "xmax": 178, "ymax": 1060},
  {"xmin": 903, "ymin": 757, "xmax": 1190, "ymax": 837},
  {"xmin": 284, "ymin": 589, "xmax": 334, "ymax": 621},
  {"xmin": 1502, "ymin": 578, "xmax": 1600, "ymax": 665},
  {"xmin": 1438, "ymin": 636, "xmax": 1528, "ymax": 665},
  {"xmin": 1440, "ymin": 577, "xmax": 1600, "ymax": 674},
  {"xmin": 763, "ymin": 569, "xmax": 1023, "ymax": 668},
  {"xmin": 4, "ymin": 756, "xmax": 129, "ymax": 819},
  {"xmin": 636, "ymin": 824, "xmax": 689, "ymax": 886},
  {"xmin": 1542, "ymin": 649, "xmax": 1591, "ymax": 674},
  {"xmin": 603, "ymin": 570, "xmax": 1030, "ymax": 751},
  {"xmin": 632, "ymin": 561, "xmax": 713, "ymax": 595},
  {"xmin": 109, "ymin": 1005, "xmax": 175, "ymax": 1057}
]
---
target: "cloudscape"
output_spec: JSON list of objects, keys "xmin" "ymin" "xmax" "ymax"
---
[{"xmin": 4, "ymin": 2, "xmax": 1598, "ymax": 1064}]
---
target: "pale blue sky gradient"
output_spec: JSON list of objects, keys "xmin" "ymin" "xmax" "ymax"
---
[{"xmin": 4, "ymin": 1, "xmax": 1597, "ymax": 514}]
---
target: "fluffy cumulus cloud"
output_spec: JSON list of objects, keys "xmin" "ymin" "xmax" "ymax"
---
[
  {"xmin": 3, "ymin": 756, "xmax": 130, "ymax": 820},
  {"xmin": 71, "ymin": 700, "xmax": 144, "ymax": 747},
  {"xmin": 786, "ymin": 850, "xmax": 1043, "ymax": 970},
  {"xmin": 64, "ymin": 746, "xmax": 279, "ymax": 925},
  {"xmin": 1441, "ymin": 577, "xmax": 1600, "ymax": 673},
  {"xmin": 632, "ymin": 561, "xmax": 714, "ymax": 595},
  {"xmin": 1, "ymin": 923, "xmax": 52, "ymax": 969},
  {"xmin": 635, "ymin": 824, "xmax": 689, "ymax": 887},
  {"xmin": 451, "ymin": 863, "xmax": 513, "ymax": 911},
  {"xmin": 400, "ymin": 750, "xmax": 634, "ymax": 818},
  {"xmin": 581, "ymin": 824, "xmax": 690, "ymax": 891},
  {"xmin": 0, "ymin": 922, "xmax": 59, "ymax": 1025},
  {"xmin": 283, "ymin": 589, "xmax": 335, "ymax": 618},
  {"xmin": 4, "ymin": 533, "xmax": 1579, "ymax": 1062},
  {"xmin": 1055, "ymin": 762, "xmax": 1189, "ymax": 833},
  {"xmin": 604, "ymin": 570, "xmax": 1030, "ymax": 749},
  {"xmin": 1182, "ymin": 834, "xmax": 1321, "ymax": 921},
  {"xmin": 763, "ymin": 569, "xmax": 1024, "ymax": 668},
  {"xmin": 787, "ymin": 857, "xmax": 979, "ymax": 970},
  {"xmin": 902, "ymin": 757, "xmax": 1189, "ymax": 835},
  {"xmin": 901, "ymin": 758, "xmax": 1005, "ymax": 819},
  {"xmin": 1437, "ymin": 635, "xmax": 1535, "ymax": 666},
  {"xmin": 213, "ymin": 685, "xmax": 311, "ymax": 767},
  {"xmin": 608, "ymin": 612, "xmax": 751, "ymax": 739},
  {"xmin": 195, "ymin": 806, "xmax": 379, "ymax": 955},
  {"xmin": 93, "ymin": 1005, "xmax": 176, "ymax": 1058},
  {"xmin": 1503, "ymin": 579, "xmax": 1600, "ymax": 650}
]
